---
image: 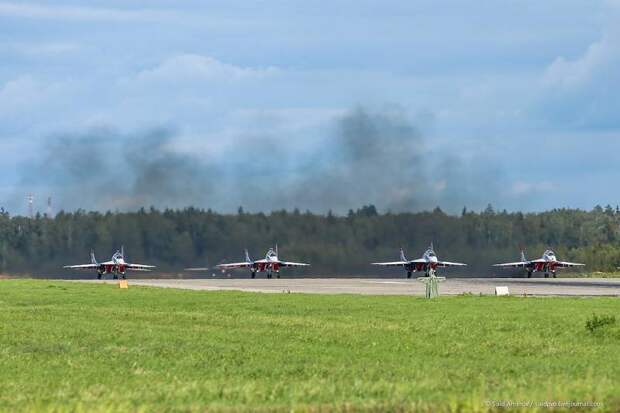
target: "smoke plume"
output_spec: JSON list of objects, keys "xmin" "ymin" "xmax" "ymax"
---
[{"xmin": 15, "ymin": 107, "xmax": 505, "ymax": 214}]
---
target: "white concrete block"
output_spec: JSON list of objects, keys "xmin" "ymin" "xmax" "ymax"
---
[{"xmin": 495, "ymin": 286, "xmax": 510, "ymax": 296}]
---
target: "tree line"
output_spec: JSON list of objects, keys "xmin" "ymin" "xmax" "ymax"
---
[{"xmin": 1, "ymin": 204, "xmax": 619, "ymax": 276}]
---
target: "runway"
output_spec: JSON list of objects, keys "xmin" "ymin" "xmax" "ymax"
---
[{"xmin": 82, "ymin": 277, "xmax": 620, "ymax": 296}]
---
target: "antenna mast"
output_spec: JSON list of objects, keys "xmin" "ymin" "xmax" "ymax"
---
[{"xmin": 27, "ymin": 194, "xmax": 34, "ymax": 219}]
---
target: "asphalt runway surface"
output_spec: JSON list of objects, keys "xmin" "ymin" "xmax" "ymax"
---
[{"xmin": 80, "ymin": 277, "xmax": 620, "ymax": 296}]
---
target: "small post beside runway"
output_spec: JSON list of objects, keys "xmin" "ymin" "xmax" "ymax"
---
[
  {"xmin": 119, "ymin": 279, "xmax": 128, "ymax": 289},
  {"xmin": 417, "ymin": 269, "xmax": 445, "ymax": 298}
]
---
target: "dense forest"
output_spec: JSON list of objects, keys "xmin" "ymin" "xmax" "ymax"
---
[{"xmin": 2, "ymin": 204, "xmax": 620, "ymax": 277}]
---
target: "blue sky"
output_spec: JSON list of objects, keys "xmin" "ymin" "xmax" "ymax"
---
[{"xmin": 1, "ymin": 1, "xmax": 619, "ymax": 214}]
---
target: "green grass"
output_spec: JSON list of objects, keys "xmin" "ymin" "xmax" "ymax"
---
[{"xmin": 0, "ymin": 280, "xmax": 619, "ymax": 412}]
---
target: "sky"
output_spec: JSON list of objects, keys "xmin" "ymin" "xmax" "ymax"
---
[{"xmin": 0, "ymin": 0, "xmax": 619, "ymax": 215}]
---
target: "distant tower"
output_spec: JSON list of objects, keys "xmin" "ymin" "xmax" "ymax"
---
[
  {"xmin": 46, "ymin": 196, "xmax": 52, "ymax": 217},
  {"xmin": 27, "ymin": 194, "xmax": 34, "ymax": 219}
]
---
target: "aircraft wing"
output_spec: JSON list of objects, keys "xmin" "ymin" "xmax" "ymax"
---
[
  {"xmin": 436, "ymin": 261, "xmax": 467, "ymax": 268},
  {"xmin": 216, "ymin": 262, "xmax": 253, "ymax": 269},
  {"xmin": 493, "ymin": 261, "xmax": 530, "ymax": 268},
  {"xmin": 126, "ymin": 263, "xmax": 156, "ymax": 271},
  {"xmin": 371, "ymin": 259, "xmax": 425, "ymax": 267},
  {"xmin": 63, "ymin": 264, "xmax": 99, "ymax": 270},
  {"xmin": 372, "ymin": 260, "xmax": 407, "ymax": 267},
  {"xmin": 184, "ymin": 267, "xmax": 209, "ymax": 271},
  {"xmin": 555, "ymin": 261, "xmax": 585, "ymax": 268},
  {"xmin": 278, "ymin": 261, "xmax": 310, "ymax": 267}
]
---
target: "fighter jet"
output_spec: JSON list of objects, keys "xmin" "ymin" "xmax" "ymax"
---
[
  {"xmin": 64, "ymin": 246, "xmax": 155, "ymax": 279},
  {"xmin": 493, "ymin": 249, "xmax": 584, "ymax": 278},
  {"xmin": 216, "ymin": 246, "xmax": 309, "ymax": 278},
  {"xmin": 372, "ymin": 243, "xmax": 467, "ymax": 278}
]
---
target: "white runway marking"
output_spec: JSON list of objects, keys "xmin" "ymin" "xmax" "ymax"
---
[{"xmin": 361, "ymin": 281, "xmax": 411, "ymax": 285}]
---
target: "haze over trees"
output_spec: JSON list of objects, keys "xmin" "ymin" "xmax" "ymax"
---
[{"xmin": 1, "ymin": 204, "xmax": 619, "ymax": 276}]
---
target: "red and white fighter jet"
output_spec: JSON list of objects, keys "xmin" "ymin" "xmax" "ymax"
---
[
  {"xmin": 64, "ymin": 246, "xmax": 155, "ymax": 279},
  {"xmin": 372, "ymin": 243, "xmax": 467, "ymax": 278},
  {"xmin": 216, "ymin": 246, "xmax": 309, "ymax": 278},
  {"xmin": 493, "ymin": 249, "xmax": 584, "ymax": 278}
]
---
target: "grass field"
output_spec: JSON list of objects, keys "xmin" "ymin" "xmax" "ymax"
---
[{"xmin": 0, "ymin": 280, "xmax": 619, "ymax": 412}]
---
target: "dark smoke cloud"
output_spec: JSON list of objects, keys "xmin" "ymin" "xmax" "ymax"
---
[
  {"xmin": 15, "ymin": 107, "xmax": 506, "ymax": 214},
  {"xmin": 277, "ymin": 107, "xmax": 429, "ymax": 211},
  {"xmin": 16, "ymin": 127, "xmax": 216, "ymax": 211}
]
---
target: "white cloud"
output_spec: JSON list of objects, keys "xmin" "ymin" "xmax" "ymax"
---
[
  {"xmin": 135, "ymin": 54, "xmax": 279, "ymax": 83},
  {"xmin": 0, "ymin": 2, "xmax": 177, "ymax": 22},
  {"xmin": 0, "ymin": 75, "xmax": 46, "ymax": 111},
  {"xmin": 0, "ymin": 75, "xmax": 79, "ymax": 113},
  {"xmin": 0, "ymin": 42, "xmax": 80, "ymax": 56},
  {"xmin": 536, "ymin": 2, "xmax": 620, "ymax": 128},
  {"xmin": 509, "ymin": 181, "xmax": 555, "ymax": 196},
  {"xmin": 544, "ymin": 34, "xmax": 619, "ymax": 90},
  {"xmin": 0, "ymin": 75, "xmax": 83, "ymax": 135}
]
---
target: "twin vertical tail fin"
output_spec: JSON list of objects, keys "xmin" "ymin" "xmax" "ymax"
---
[
  {"xmin": 520, "ymin": 250, "xmax": 527, "ymax": 262},
  {"xmin": 90, "ymin": 249, "xmax": 98, "ymax": 265},
  {"xmin": 120, "ymin": 245, "xmax": 124, "ymax": 259},
  {"xmin": 244, "ymin": 249, "xmax": 251, "ymax": 263},
  {"xmin": 400, "ymin": 248, "xmax": 407, "ymax": 262}
]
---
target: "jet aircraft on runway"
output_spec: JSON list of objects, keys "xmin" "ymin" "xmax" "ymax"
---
[
  {"xmin": 372, "ymin": 243, "xmax": 467, "ymax": 278},
  {"xmin": 64, "ymin": 246, "xmax": 155, "ymax": 279},
  {"xmin": 493, "ymin": 249, "xmax": 584, "ymax": 278},
  {"xmin": 216, "ymin": 246, "xmax": 309, "ymax": 278}
]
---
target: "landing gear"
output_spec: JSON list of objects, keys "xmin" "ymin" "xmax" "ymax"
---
[
  {"xmin": 97, "ymin": 274, "xmax": 102, "ymax": 280},
  {"xmin": 551, "ymin": 271, "xmax": 556, "ymax": 278},
  {"xmin": 251, "ymin": 271, "xmax": 256, "ymax": 279},
  {"xmin": 267, "ymin": 271, "xmax": 272, "ymax": 279},
  {"xmin": 527, "ymin": 270, "xmax": 532, "ymax": 278},
  {"xmin": 407, "ymin": 271, "xmax": 412, "ymax": 279},
  {"xmin": 276, "ymin": 272, "xmax": 280, "ymax": 279},
  {"xmin": 544, "ymin": 272, "xmax": 549, "ymax": 278}
]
